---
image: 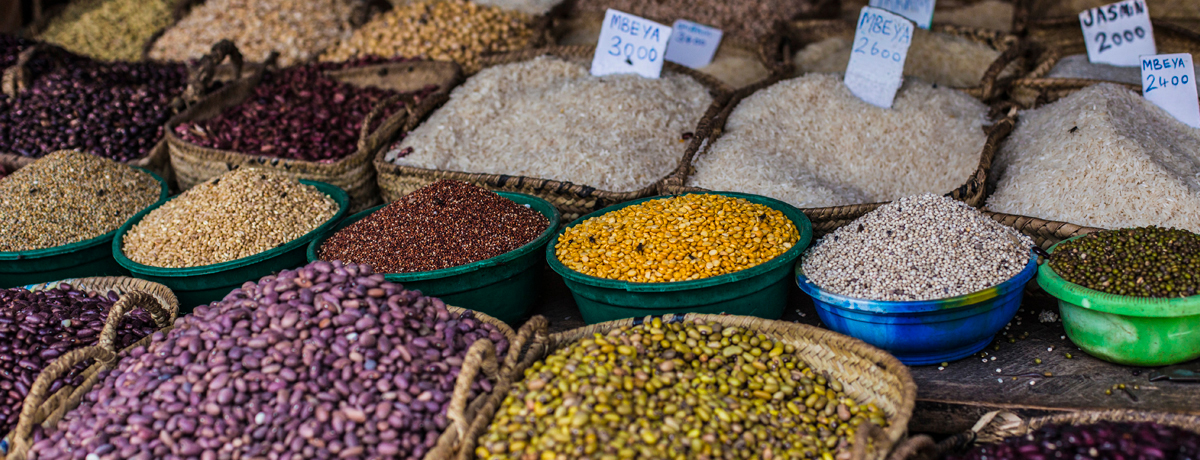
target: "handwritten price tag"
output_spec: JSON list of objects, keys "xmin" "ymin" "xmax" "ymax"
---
[
  {"xmin": 591, "ymin": 9, "xmax": 669, "ymax": 79},
  {"xmin": 1079, "ymin": 0, "xmax": 1155, "ymax": 67},
  {"xmin": 844, "ymin": 7, "xmax": 914, "ymax": 108},
  {"xmin": 869, "ymin": 0, "xmax": 935, "ymax": 29},
  {"xmin": 664, "ymin": 20, "xmax": 723, "ymax": 69},
  {"xmin": 1141, "ymin": 54, "xmax": 1200, "ymax": 128}
]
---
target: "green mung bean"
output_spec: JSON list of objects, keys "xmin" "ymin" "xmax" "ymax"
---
[{"xmin": 1050, "ymin": 227, "xmax": 1200, "ymax": 298}]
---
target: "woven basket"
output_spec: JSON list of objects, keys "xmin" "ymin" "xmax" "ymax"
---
[
  {"xmin": 660, "ymin": 84, "xmax": 1019, "ymax": 237},
  {"xmin": 164, "ymin": 56, "xmax": 462, "ymax": 212},
  {"xmin": 777, "ymin": 19, "xmax": 1025, "ymax": 101},
  {"xmin": 981, "ymin": 210, "xmax": 1103, "ymax": 249},
  {"xmin": 373, "ymin": 45, "xmax": 734, "ymax": 222},
  {"xmin": 0, "ymin": 277, "xmax": 180, "ymax": 460},
  {"xmin": 2, "ymin": 301, "xmax": 532, "ymax": 460},
  {"xmin": 0, "ymin": 44, "xmax": 177, "ymax": 181},
  {"xmin": 454, "ymin": 313, "xmax": 917, "ymax": 460}
]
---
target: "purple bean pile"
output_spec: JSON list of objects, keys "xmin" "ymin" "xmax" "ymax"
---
[
  {"xmin": 0, "ymin": 61, "xmax": 187, "ymax": 161},
  {"xmin": 1, "ymin": 34, "xmax": 38, "ymax": 69},
  {"xmin": 174, "ymin": 58, "xmax": 438, "ymax": 163},
  {"xmin": 30, "ymin": 261, "xmax": 510, "ymax": 460},
  {"xmin": 948, "ymin": 421, "xmax": 1200, "ymax": 460},
  {"xmin": 0, "ymin": 283, "xmax": 158, "ymax": 435}
]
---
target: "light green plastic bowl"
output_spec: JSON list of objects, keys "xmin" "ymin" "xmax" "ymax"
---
[
  {"xmin": 548, "ymin": 192, "xmax": 813, "ymax": 324},
  {"xmin": 1039, "ymin": 234, "xmax": 1200, "ymax": 366},
  {"xmin": 307, "ymin": 192, "xmax": 560, "ymax": 325},
  {"xmin": 114, "ymin": 180, "xmax": 349, "ymax": 313},
  {"xmin": 0, "ymin": 168, "xmax": 169, "ymax": 288}
]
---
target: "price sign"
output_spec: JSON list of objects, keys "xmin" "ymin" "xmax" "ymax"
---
[
  {"xmin": 1141, "ymin": 53, "xmax": 1200, "ymax": 128},
  {"xmin": 844, "ymin": 7, "xmax": 914, "ymax": 109},
  {"xmin": 1079, "ymin": 0, "xmax": 1155, "ymax": 67},
  {"xmin": 664, "ymin": 20, "xmax": 723, "ymax": 69},
  {"xmin": 591, "ymin": 9, "xmax": 670, "ymax": 79},
  {"xmin": 869, "ymin": 0, "xmax": 934, "ymax": 29}
]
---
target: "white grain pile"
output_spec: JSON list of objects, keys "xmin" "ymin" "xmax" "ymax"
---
[
  {"xmin": 935, "ymin": 0, "xmax": 1014, "ymax": 32},
  {"xmin": 802, "ymin": 194, "xmax": 1033, "ymax": 301},
  {"xmin": 987, "ymin": 83, "xmax": 1200, "ymax": 231},
  {"xmin": 689, "ymin": 73, "xmax": 989, "ymax": 208},
  {"xmin": 1046, "ymin": 54, "xmax": 1142, "ymax": 85},
  {"xmin": 472, "ymin": 0, "xmax": 561, "ymax": 14},
  {"xmin": 385, "ymin": 56, "xmax": 712, "ymax": 192},
  {"xmin": 793, "ymin": 28, "xmax": 1002, "ymax": 88}
]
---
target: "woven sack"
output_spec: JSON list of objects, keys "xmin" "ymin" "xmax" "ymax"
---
[
  {"xmin": 776, "ymin": 19, "xmax": 1026, "ymax": 101},
  {"xmin": 2, "ymin": 302, "xmax": 533, "ymax": 460},
  {"xmin": 0, "ymin": 44, "xmax": 188, "ymax": 182},
  {"xmin": 373, "ymin": 45, "xmax": 734, "ymax": 222},
  {"xmin": 452, "ymin": 313, "xmax": 917, "ymax": 460},
  {"xmin": 164, "ymin": 54, "xmax": 462, "ymax": 212},
  {"xmin": 660, "ymin": 83, "xmax": 1019, "ymax": 237},
  {"xmin": 0, "ymin": 277, "xmax": 180, "ymax": 460}
]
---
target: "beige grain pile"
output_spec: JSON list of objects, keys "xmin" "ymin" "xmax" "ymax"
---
[
  {"xmin": 385, "ymin": 56, "xmax": 712, "ymax": 192},
  {"xmin": 689, "ymin": 73, "xmax": 989, "ymax": 208},
  {"xmin": 987, "ymin": 84, "xmax": 1200, "ymax": 231},
  {"xmin": 793, "ymin": 28, "xmax": 1002, "ymax": 88},
  {"xmin": 122, "ymin": 169, "xmax": 340, "ymax": 268},
  {"xmin": 148, "ymin": 0, "xmax": 355, "ymax": 67},
  {"xmin": 473, "ymin": 0, "xmax": 561, "ymax": 15},
  {"xmin": 1046, "ymin": 54, "xmax": 1142, "ymax": 85},
  {"xmin": 841, "ymin": 0, "xmax": 1014, "ymax": 30}
]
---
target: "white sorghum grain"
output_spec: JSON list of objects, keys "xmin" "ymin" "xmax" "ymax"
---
[
  {"xmin": 385, "ymin": 56, "xmax": 712, "ymax": 192},
  {"xmin": 689, "ymin": 73, "xmax": 988, "ymax": 208},
  {"xmin": 802, "ymin": 194, "xmax": 1033, "ymax": 301},
  {"xmin": 987, "ymin": 83, "xmax": 1200, "ymax": 231},
  {"xmin": 121, "ymin": 169, "xmax": 339, "ymax": 268},
  {"xmin": 793, "ymin": 28, "xmax": 1003, "ymax": 88},
  {"xmin": 0, "ymin": 151, "xmax": 159, "ymax": 251}
]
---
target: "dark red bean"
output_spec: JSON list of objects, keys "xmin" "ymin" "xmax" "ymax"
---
[{"xmin": 948, "ymin": 421, "xmax": 1200, "ymax": 460}]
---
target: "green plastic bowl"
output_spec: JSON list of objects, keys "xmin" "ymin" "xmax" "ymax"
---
[
  {"xmin": 0, "ymin": 168, "xmax": 169, "ymax": 288},
  {"xmin": 548, "ymin": 192, "xmax": 813, "ymax": 324},
  {"xmin": 114, "ymin": 180, "xmax": 349, "ymax": 313},
  {"xmin": 306, "ymin": 192, "xmax": 560, "ymax": 325},
  {"xmin": 1039, "ymin": 234, "xmax": 1200, "ymax": 366}
]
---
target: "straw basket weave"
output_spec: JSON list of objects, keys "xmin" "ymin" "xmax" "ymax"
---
[
  {"xmin": 453, "ymin": 313, "xmax": 917, "ymax": 460},
  {"xmin": 981, "ymin": 210, "xmax": 1102, "ymax": 249},
  {"xmin": 164, "ymin": 55, "xmax": 462, "ymax": 212},
  {"xmin": 0, "ymin": 277, "xmax": 180, "ymax": 460},
  {"xmin": 775, "ymin": 19, "xmax": 1026, "ymax": 101},
  {"xmin": 373, "ymin": 45, "xmax": 734, "ymax": 222}
]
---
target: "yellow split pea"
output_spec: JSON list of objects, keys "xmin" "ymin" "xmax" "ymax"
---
[{"xmin": 555, "ymin": 194, "xmax": 799, "ymax": 282}]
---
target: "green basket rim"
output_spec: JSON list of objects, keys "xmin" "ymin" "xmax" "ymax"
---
[
  {"xmin": 1038, "ymin": 234, "xmax": 1200, "ymax": 317},
  {"xmin": 307, "ymin": 191, "xmax": 561, "ymax": 281},
  {"xmin": 113, "ymin": 179, "xmax": 349, "ymax": 277},
  {"xmin": 546, "ymin": 191, "xmax": 814, "ymax": 293},
  {"xmin": 0, "ymin": 167, "xmax": 169, "ymax": 261}
]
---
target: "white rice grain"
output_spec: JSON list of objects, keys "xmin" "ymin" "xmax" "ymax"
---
[{"xmin": 793, "ymin": 28, "xmax": 1002, "ymax": 88}]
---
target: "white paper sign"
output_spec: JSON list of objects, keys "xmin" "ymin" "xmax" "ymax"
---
[
  {"xmin": 869, "ymin": 0, "xmax": 934, "ymax": 29},
  {"xmin": 664, "ymin": 20, "xmax": 723, "ymax": 69},
  {"xmin": 591, "ymin": 9, "xmax": 670, "ymax": 79},
  {"xmin": 1079, "ymin": 0, "xmax": 1156, "ymax": 67},
  {"xmin": 1141, "ymin": 53, "xmax": 1200, "ymax": 128},
  {"xmin": 844, "ymin": 7, "xmax": 914, "ymax": 109}
]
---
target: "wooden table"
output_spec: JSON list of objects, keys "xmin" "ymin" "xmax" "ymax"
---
[{"xmin": 527, "ymin": 267, "xmax": 1200, "ymax": 435}]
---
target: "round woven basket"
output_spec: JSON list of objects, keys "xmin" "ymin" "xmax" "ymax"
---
[{"xmin": 454, "ymin": 313, "xmax": 917, "ymax": 460}]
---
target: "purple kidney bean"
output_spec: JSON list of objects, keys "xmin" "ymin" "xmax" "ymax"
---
[{"xmin": 948, "ymin": 421, "xmax": 1200, "ymax": 460}]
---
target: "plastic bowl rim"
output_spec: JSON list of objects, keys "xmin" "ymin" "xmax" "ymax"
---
[
  {"xmin": 1038, "ymin": 234, "xmax": 1200, "ymax": 318},
  {"xmin": 308, "ymin": 191, "xmax": 561, "ymax": 282},
  {"xmin": 546, "ymin": 191, "xmax": 814, "ymax": 293},
  {"xmin": 113, "ymin": 179, "xmax": 349, "ymax": 277},
  {"xmin": 0, "ymin": 167, "xmax": 170, "ymax": 262}
]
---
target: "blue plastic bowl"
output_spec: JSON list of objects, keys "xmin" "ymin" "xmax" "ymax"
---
[{"xmin": 795, "ymin": 251, "xmax": 1037, "ymax": 366}]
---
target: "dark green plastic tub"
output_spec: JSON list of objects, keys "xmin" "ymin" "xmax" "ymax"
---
[
  {"xmin": 114, "ymin": 180, "xmax": 348, "ymax": 313},
  {"xmin": 306, "ymin": 192, "xmax": 560, "ymax": 325},
  {"xmin": 548, "ymin": 192, "xmax": 813, "ymax": 324},
  {"xmin": 0, "ymin": 168, "xmax": 169, "ymax": 288}
]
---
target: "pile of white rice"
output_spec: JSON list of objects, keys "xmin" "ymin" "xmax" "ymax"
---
[
  {"xmin": 841, "ymin": 0, "xmax": 1014, "ymax": 31},
  {"xmin": 689, "ymin": 73, "xmax": 989, "ymax": 208},
  {"xmin": 385, "ymin": 57, "xmax": 713, "ymax": 192},
  {"xmin": 793, "ymin": 28, "xmax": 1002, "ymax": 88},
  {"xmin": 987, "ymin": 83, "xmax": 1200, "ymax": 231},
  {"xmin": 1046, "ymin": 54, "xmax": 1142, "ymax": 85}
]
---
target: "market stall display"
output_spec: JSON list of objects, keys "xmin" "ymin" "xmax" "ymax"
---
[
  {"xmin": 320, "ymin": 0, "xmax": 538, "ymax": 71},
  {"xmin": 21, "ymin": 261, "xmax": 515, "ymax": 460},
  {"xmin": 36, "ymin": 0, "xmax": 173, "ymax": 62},
  {"xmin": 796, "ymin": 194, "xmax": 1037, "ymax": 365},
  {"xmin": 987, "ymin": 84, "xmax": 1200, "ymax": 232},
  {"xmin": 0, "ymin": 151, "xmax": 168, "ymax": 288},
  {"xmin": 311, "ymin": 180, "xmax": 559, "ymax": 323}
]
